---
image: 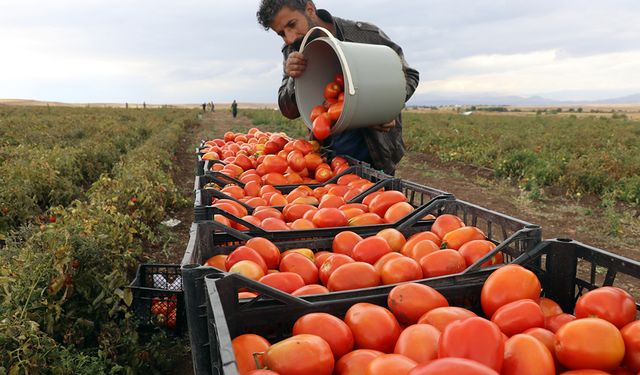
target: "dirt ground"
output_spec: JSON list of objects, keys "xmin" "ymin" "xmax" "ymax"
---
[{"xmin": 164, "ymin": 110, "xmax": 640, "ymax": 374}]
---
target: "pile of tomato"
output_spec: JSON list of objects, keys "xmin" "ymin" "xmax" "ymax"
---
[
  {"xmin": 309, "ymin": 73, "xmax": 345, "ymax": 140},
  {"xmin": 200, "ymin": 129, "xmax": 345, "ymax": 185},
  {"xmin": 203, "ymin": 214, "xmax": 500, "ymax": 295},
  {"xmin": 150, "ymin": 295, "xmax": 177, "ymax": 329},
  {"xmin": 229, "ymin": 264, "xmax": 639, "ymax": 375}
]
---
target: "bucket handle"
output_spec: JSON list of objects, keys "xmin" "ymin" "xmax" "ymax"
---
[{"xmin": 298, "ymin": 26, "xmax": 355, "ymax": 96}]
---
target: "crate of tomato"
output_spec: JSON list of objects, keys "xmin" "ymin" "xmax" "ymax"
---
[
  {"xmin": 203, "ymin": 238, "xmax": 639, "ymax": 374},
  {"xmin": 128, "ymin": 264, "xmax": 186, "ymax": 335},
  {"xmin": 181, "ymin": 196, "xmax": 541, "ymax": 375}
]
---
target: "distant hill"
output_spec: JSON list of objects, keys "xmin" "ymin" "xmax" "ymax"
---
[{"xmin": 409, "ymin": 93, "xmax": 640, "ymax": 107}]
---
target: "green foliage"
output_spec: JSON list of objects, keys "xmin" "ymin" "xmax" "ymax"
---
[
  {"xmin": 0, "ymin": 107, "xmax": 194, "ymax": 237},
  {"xmin": 1, "ymin": 107, "xmax": 197, "ymax": 374},
  {"xmin": 402, "ymin": 111, "xmax": 640, "ymax": 205}
]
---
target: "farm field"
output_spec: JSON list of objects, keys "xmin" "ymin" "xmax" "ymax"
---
[{"xmin": 1, "ymin": 105, "xmax": 639, "ymax": 374}]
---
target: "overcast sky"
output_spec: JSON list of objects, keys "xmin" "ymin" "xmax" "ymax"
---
[{"xmin": 1, "ymin": 0, "xmax": 639, "ymax": 104}]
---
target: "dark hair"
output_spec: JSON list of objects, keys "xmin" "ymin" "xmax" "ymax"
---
[{"xmin": 257, "ymin": 0, "xmax": 311, "ymax": 30}]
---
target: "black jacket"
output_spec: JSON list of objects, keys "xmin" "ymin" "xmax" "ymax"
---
[{"xmin": 277, "ymin": 9, "xmax": 420, "ymax": 175}]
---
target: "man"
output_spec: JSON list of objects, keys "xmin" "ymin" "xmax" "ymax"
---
[{"xmin": 257, "ymin": 0, "xmax": 419, "ymax": 175}]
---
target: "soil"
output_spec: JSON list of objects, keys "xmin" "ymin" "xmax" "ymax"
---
[{"xmin": 163, "ymin": 110, "xmax": 640, "ymax": 374}]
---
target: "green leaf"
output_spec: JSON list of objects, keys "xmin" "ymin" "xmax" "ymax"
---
[{"xmin": 123, "ymin": 287, "xmax": 133, "ymax": 307}]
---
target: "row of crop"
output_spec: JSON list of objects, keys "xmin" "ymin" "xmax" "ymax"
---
[
  {"xmin": 0, "ymin": 107, "xmax": 196, "ymax": 237},
  {"xmin": 402, "ymin": 111, "xmax": 640, "ymax": 205},
  {"xmin": 0, "ymin": 109, "xmax": 198, "ymax": 374}
]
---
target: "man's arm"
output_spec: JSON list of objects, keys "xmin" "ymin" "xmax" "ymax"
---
[{"xmin": 278, "ymin": 75, "xmax": 300, "ymax": 119}]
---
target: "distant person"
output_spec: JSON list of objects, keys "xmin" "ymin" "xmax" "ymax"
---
[
  {"xmin": 231, "ymin": 100, "xmax": 238, "ymax": 118},
  {"xmin": 143, "ymin": 101, "xmax": 146, "ymax": 109},
  {"xmin": 256, "ymin": 0, "xmax": 419, "ymax": 175},
  {"xmin": 202, "ymin": 103, "xmax": 207, "ymax": 112},
  {"xmin": 211, "ymin": 101, "xmax": 215, "ymax": 112}
]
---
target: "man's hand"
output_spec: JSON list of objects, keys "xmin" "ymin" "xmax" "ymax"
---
[
  {"xmin": 372, "ymin": 120, "xmax": 396, "ymax": 132},
  {"xmin": 285, "ymin": 52, "xmax": 307, "ymax": 78}
]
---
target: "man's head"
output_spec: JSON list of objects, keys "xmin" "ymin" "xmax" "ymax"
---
[{"xmin": 257, "ymin": 0, "xmax": 318, "ymax": 46}]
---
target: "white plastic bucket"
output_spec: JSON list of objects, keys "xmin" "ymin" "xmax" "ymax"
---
[{"xmin": 294, "ymin": 27, "xmax": 407, "ymax": 134}]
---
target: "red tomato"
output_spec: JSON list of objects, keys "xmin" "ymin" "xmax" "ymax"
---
[
  {"xmin": 334, "ymin": 73, "xmax": 344, "ymax": 89},
  {"xmin": 368, "ymin": 191, "xmax": 408, "ymax": 217},
  {"xmin": 348, "ymin": 212, "xmax": 384, "ymax": 226},
  {"xmin": 313, "ymin": 113, "xmax": 332, "ymax": 141},
  {"xmin": 282, "ymin": 203, "xmax": 316, "ymax": 222},
  {"xmin": 245, "ymin": 237, "xmax": 280, "ymax": 269},
  {"xmin": 538, "ymin": 297, "xmax": 563, "ymax": 318},
  {"xmin": 314, "ymin": 251, "xmax": 333, "ymax": 268},
  {"xmin": 204, "ymin": 254, "xmax": 227, "ymax": 271},
  {"xmin": 324, "ymin": 81, "xmax": 342, "ymax": 99},
  {"xmin": 394, "ymin": 324, "xmax": 440, "ymax": 364},
  {"xmin": 481, "ymin": 264, "xmax": 541, "ymax": 318},
  {"xmin": 264, "ymin": 334, "xmax": 334, "ymax": 375},
  {"xmin": 376, "ymin": 228, "xmax": 407, "ymax": 252},
  {"xmin": 351, "ymin": 236, "xmax": 392, "ymax": 265},
  {"xmin": 228, "ymin": 260, "xmax": 265, "ymax": 281},
  {"xmin": 380, "ymin": 256, "xmax": 422, "ymax": 285},
  {"xmin": 438, "ymin": 317, "xmax": 504, "ymax": 372},
  {"xmin": 419, "ymin": 249, "xmax": 466, "ymax": 277},
  {"xmin": 417, "ymin": 306, "xmax": 477, "ymax": 332},
  {"xmin": 408, "ymin": 357, "xmax": 499, "ymax": 375},
  {"xmin": 279, "ymin": 252, "xmax": 318, "ymax": 285},
  {"xmin": 523, "ymin": 327, "xmax": 557, "ymax": 360},
  {"xmin": 291, "ymin": 284, "xmax": 329, "ymax": 296},
  {"xmin": 502, "ymin": 334, "xmax": 555, "ymax": 375},
  {"xmin": 491, "ymin": 299, "xmax": 545, "ymax": 337},
  {"xmin": 430, "ymin": 214, "xmax": 464, "ymax": 240},
  {"xmin": 231, "ymin": 334, "xmax": 270, "ymax": 374},
  {"xmin": 574, "ymin": 286, "xmax": 637, "ymax": 329},
  {"xmin": 344, "ymin": 302, "xmax": 402, "ymax": 353},
  {"xmin": 404, "ymin": 239, "xmax": 439, "ymax": 262},
  {"xmin": 458, "ymin": 240, "xmax": 503, "ymax": 268},
  {"xmin": 314, "ymin": 167, "xmax": 334, "ymax": 183},
  {"xmin": 373, "ymin": 252, "xmax": 404, "ymax": 274},
  {"xmin": 335, "ymin": 349, "xmax": 383, "ymax": 375},
  {"xmin": 621, "ymin": 320, "xmax": 640, "ymax": 372},
  {"xmin": 366, "ymin": 353, "xmax": 417, "ymax": 375},
  {"xmin": 545, "ymin": 312, "xmax": 576, "ymax": 333},
  {"xmin": 327, "ymin": 262, "xmax": 380, "ymax": 291},
  {"xmin": 558, "ymin": 370, "xmax": 611, "ymax": 375},
  {"xmin": 262, "ymin": 154, "xmax": 289, "ymax": 174},
  {"xmin": 333, "ymin": 231, "xmax": 363, "ymax": 256},
  {"xmin": 441, "ymin": 226, "xmax": 486, "ymax": 250},
  {"xmin": 286, "ymin": 150, "xmax": 306, "ymax": 172},
  {"xmin": 319, "ymin": 195, "xmax": 346, "ymax": 209},
  {"xmin": 328, "ymin": 101, "xmax": 344, "ymax": 122},
  {"xmin": 384, "ymin": 202, "xmax": 414, "ymax": 223},
  {"xmin": 401, "ymin": 231, "xmax": 442, "ymax": 253},
  {"xmin": 310, "ymin": 105, "xmax": 327, "ymax": 122},
  {"xmin": 388, "ymin": 283, "xmax": 449, "ymax": 325},
  {"xmin": 330, "ymin": 155, "xmax": 348, "ymax": 170},
  {"xmin": 293, "ymin": 313, "xmax": 354, "ymax": 359},
  {"xmin": 258, "ymin": 272, "xmax": 305, "ymax": 294},
  {"xmin": 245, "ymin": 370, "xmax": 279, "ymax": 375},
  {"xmin": 555, "ymin": 318, "xmax": 625, "ymax": 371},
  {"xmin": 312, "ymin": 207, "xmax": 348, "ymax": 228},
  {"xmin": 319, "ymin": 254, "xmax": 355, "ymax": 285}
]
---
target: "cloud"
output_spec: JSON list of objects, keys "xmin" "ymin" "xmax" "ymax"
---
[{"xmin": 417, "ymin": 49, "xmax": 640, "ymax": 99}]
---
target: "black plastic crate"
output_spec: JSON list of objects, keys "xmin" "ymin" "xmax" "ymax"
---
[
  {"xmin": 194, "ymin": 164, "xmax": 400, "ymax": 208},
  {"xmin": 204, "ymin": 238, "xmax": 639, "ymax": 375},
  {"xmin": 194, "ymin": 177, "xmax": 449, "ymax": 228},
  {"xmin": 182, "ymin": 196, "xmax": 541, "ymax": 375},
  {"xmin": 128, "ymin": 264, "xmax": 186, "ymax": 335},
  {"xmin": 532, "ymin": 238, "xmax": 640, "ymax": 313},
  {"xmin": 194, "ymin": 164, "xmax": 392, "ymax": 192}
]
